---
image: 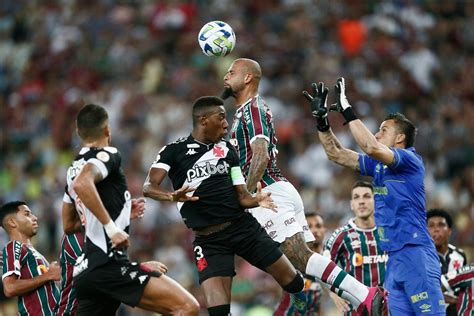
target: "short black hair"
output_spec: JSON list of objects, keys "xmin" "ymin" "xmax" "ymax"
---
[
  {"xmin": 384, "ymin": 113, "xmax": 417, "ymax": 148},
  {"xmin": 0, "ymin": 201, "xmax": 26, "ymax": 228},
  {"xmin": 305, "ymin": 211, "xmax": 323, "ymax": 219},
  {"xmin": 426, "ymin": 208, "xmax": 453, "ymax": 228},
  {"xmin": 352, "ymin": 180, "xmax": 373, "ymax": 192},
  {"xmin": 76, "ymin": 104, "xmax": 109, "ymax": 141},
  {"xmin": 192, "ymin": 96, "xmax": 224, "ymax": 127}
]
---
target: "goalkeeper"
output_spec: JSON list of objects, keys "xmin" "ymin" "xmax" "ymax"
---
[{"xmin": 303, "ymin": 79, "xmax": 444, "ymax": 315}]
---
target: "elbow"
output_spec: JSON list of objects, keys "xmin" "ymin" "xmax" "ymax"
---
[
  {"xmin": 364, "ymin": 143, "xmax": 383, "ymax": 157},
  {"xmin": 72, "ymin": 178, "xmax": 87, "ymax": 197},
  {"xmin": 142, "ymin": 184, "xmax": 151, "ymax": 198},
  {"xmin": 3, "ymin": 284, "xmax": 16, "ymax": 298}
]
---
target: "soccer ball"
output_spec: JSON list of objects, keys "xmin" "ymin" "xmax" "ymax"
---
[{"xmin": 198, "ymin": 21, "xmax": 236, "ymax": 57}]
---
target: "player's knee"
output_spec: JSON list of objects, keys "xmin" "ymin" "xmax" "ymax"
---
[
  {"xmin": 282, "ymin": 270, "xmax": 305, "ymax": 293},
  {"xmin": 176, "ymin": 296, "xmax": 200, "ymax": 315}
]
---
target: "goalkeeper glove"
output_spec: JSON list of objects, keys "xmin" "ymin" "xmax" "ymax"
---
[{"xmin": 302, "ymin": 82, "xmax": 330, "ymax": 132}]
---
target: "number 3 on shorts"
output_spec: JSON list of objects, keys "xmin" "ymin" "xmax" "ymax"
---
[{"xmin": 194, "ymin": 246, "xmax": 204, "ymax": 260}]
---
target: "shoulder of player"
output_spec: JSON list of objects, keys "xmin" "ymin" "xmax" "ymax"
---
[
  {"xmin": 448, "ymin": 244, "xmax": 466, "ymax": 257},
  {"xmin": 325, "ymin": 225, "xmax": 351, "ymax": 247}
]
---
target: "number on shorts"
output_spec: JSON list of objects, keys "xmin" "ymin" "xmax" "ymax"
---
[{"xmin": 194, "ymin": 246, "xmax": 204, "ymax": 260}]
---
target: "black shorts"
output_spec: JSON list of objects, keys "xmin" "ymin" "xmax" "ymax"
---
[
  {"xmin": 192, "ymin": 212, "xmax": 283, "ymax": 284},
  {"xmin": 74, "ymin": 259, "xmax": 160, "ymax": 316},
  {"xmin": 0, "ymin": 279, "xmax": 6, "ymax": 301}
]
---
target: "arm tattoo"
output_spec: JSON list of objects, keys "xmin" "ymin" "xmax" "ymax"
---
[
  {"xmin": 247, "ymin": 138, "xmax": 269, "ymax": 192},
  {"xmin": 318, "ymin": 130, "xmax": 359, "ymax": 171}
]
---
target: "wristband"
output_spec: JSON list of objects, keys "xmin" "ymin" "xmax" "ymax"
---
[
  {"xmin": 316, "ymin": 116, "xmax": 330, "ymax": 132},
  {"xmin": 104, "ymin": 220, "xmax": 121, "ymax": 238},
  {"xmin": 342, "ymin": 107, "xmax": 358, "ymax": 124}
]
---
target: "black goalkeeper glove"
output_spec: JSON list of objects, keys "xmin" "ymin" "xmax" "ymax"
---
[
  {"xmin": 331, "ymin": 77, "xmax": 358, "ymax": 124},
  {"xmin": 302, "ymin": 82, "xmax": 330, "ymax": 132}
]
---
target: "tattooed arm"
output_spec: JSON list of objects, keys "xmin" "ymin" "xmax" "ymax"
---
[
  {"xmin": 318, "ymin": 129, "xmax": 360, "ymax": 171},
  {"xmin": 246, "ymin": 138, "xmax": 269, "ymax": 192}
]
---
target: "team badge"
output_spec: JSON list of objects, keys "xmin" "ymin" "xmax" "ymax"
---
[{"xmin": 97, "ymin": 151, "xmax": 110, "ymax": 162}]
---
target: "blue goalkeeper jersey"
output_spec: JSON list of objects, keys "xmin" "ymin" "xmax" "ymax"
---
[{"xmin": 358, "ymin": 147, "xmax": 433, "ymax": 252}]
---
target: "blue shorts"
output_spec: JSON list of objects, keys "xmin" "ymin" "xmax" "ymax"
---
[{"xmin": 385, "ymin": 244, "xmax": 445, "ymax": 315}]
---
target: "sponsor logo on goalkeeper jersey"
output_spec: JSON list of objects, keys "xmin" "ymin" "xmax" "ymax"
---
[
  {"xmin": 186, "ymin": 161, "xmax": 230, "ymax": 182},
  {"xmin": 373, "ymin": 186, "xmax": 388, "ymax": 195}
]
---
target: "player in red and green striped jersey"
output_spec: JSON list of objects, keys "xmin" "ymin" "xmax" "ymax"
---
[
  {"xmin": 55, "ymin": 232, "xmax": 84, "ymax": 316},
  {"xmin": 442, "ymin": 264, "xmax": 474, "ymax": 315},
  {"xmin": 324, "ymin": 181, "xmax": 387, "ymax": 315},
  {"xmin": 0, "ymin": 201, "xmax": 60, "ymax": 316},
  {"xmin": 224, "ymin": 58, "xmax": 385, "ymax": 316},
  {"xmin": 275, "ymin": 212, "xmax": 326, "ymax": 315}
]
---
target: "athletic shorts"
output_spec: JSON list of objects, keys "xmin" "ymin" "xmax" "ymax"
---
[
  {"xmin": 249, "ymin": 181, "xmax": 315, "ymax": 243},
  {"xmin": 74, "ymin": 258, "xmax": 160, "ymax": 316},
  {"xmin": 192, "ymin": 212, "xmax": 283, "ymax": 284},
  {"xmin": 0, "ymin": 279, "xmax": 6, "ymax": 301},
  {"xmin": 385, "ymin": 244, "xmax": 445, "ymax": 315}
]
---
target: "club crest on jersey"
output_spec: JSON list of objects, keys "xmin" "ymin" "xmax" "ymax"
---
[{"xmin": 213, "ymin": 146, "xmax": 225, "ymax": 157}]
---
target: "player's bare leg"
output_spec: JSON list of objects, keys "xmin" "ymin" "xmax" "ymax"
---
[
  {"xmin": 137, "ymin": 274, "xmax": 199, "ymax": 315},
  {"xmin": 201, "ymin": 277, "xmax": 232, "ymax": 315},
  {"xmin": 281, "ymin": 232, "xmax": 385, "ymax": 315}
]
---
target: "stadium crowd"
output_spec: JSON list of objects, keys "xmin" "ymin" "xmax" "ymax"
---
[{"xmin": 0, "ymin": 0, "xmax": 472, "ymax": 315}]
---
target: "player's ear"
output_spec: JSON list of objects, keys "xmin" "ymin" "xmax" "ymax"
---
[
  {"xmin": 244, "ymin": 73, "xmax": 252, "ymax": 84},
  {"xmin": 4, "ymin": 214, "xmax": 17, "ymax": 230},
  {"xmin": 395, "ymin": 133, "xmax": 406, "ymax": 147}
]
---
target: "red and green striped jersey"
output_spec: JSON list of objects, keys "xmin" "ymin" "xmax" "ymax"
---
[
  {"xmin": 230, "ymin": 95, "xmax": 286, "ymax": 188},
  {"xmin": 275, "ymin": 275, "xmax": 322, "ymax": 315},
  {"xmin": 444, "ymin": 264, "xmax": 474, "ymax": 315},
  {"xmin": 2, "ymin": 240, "xmax": 59, "ymax": 316},
  {"xmin": 324, "ymin": 219, "xmax": 387, "ymax": 316},
  {"xmin": 56, "ymin": 232, "xmax": 84, "ymax": 316}
]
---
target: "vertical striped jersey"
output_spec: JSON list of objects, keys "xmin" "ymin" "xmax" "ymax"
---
[
  {"xmin": 440, "ymin": 244, "xmax": 468, "ymax": 316},
  {"xmin": 275, "ymin": 274, "xmax": 322, "ymax": 315},
  {"xmin": 230, "ymin": 95, "xmax": 286, "ymax": 188},
  {"xmin": 444, "ymin": 264, "xmax": 474, "ymax": 315},
  {"xmin": 324, "ymin": 218, "xmax": 387, "ymax": 316},
  {"xmin": 2, "ymin": 240, "xmax": 59, "ymax": 316},
  {"xmin": 56, "ymin": 232, "xmax": 84, "ymax": 316}
]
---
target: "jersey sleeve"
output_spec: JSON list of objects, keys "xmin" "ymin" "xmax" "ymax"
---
[
  {"xmin": 86, "ymin": 147, "xmax": 121, "ymax": 179},
  {"xmin": 388, "ymin": 148, "xmax": 421, "ymax": 171},
  {"xmin": 151, "ymin": 145, "xmax": 173, "ymax": 172},
  {"xmin": 2, "ymin": 241, "xmax": 26, "ymax": 279},
  {"xmin": 243, "ymin": 99, "xmax": 271, "ymax": 144},
  {"xmin": 358, "ymin": 154, "xmax": 378, "ymax": 177},
  {"xmin": 63, "ymin": 185, "xmax": 73, "ymax": 204},
  {"xmin": 323, "ymin": 229, "xmax": 345, "ymax": 264},
  {"xmin": 443, "ymin": 264, "xmax": 474, "ymax": 291}
]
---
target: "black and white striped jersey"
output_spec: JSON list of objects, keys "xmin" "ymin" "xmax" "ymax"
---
[
  {"xmin": 64, "ymin": 146, "xmax": 131, "ymax": 269},
  {"xmin": 151, "ymin": 135, "xmax": 246, "ymax": 229},
  {"xmin": 440, "ymin": 244, "xmax": 467, "ymax": 274}
]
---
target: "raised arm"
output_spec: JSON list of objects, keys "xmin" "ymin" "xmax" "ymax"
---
[
  {"xmin": 246, "ymin": 138, "xmax": 269, "ymax": 192},
  {"xmin": 143, "ymin": 168, "xmax": 198, "ymax": 202},
  {"xmin": 303, "ymin": 82, "xmax": 360, "ymax": 170},
  {"xmin": 2, "ymin": 262, "xmax": 60, "ymax": 297},
  {"xmin": 73, "ymin": 163, "xmax": 129, "ymax": 248},
  {"xmin": 319, "ymin": 129, "xmax": 360, "ymax": 170},
  {"xmin": 333, "ymin": 78, "xmax": 394, "ymax": 165}
]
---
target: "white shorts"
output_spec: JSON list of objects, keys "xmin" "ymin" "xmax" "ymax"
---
[{"xmin": 249, "ymin": 181, "xmax": 315, "ymax": 244}]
